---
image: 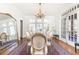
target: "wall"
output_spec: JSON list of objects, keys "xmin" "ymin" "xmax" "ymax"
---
[{"xmin": 54, "ymin": 16, "xmax": 61, "ymax": 36}]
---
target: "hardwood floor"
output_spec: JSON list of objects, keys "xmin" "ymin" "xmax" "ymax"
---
[
  {"xmin": 0, "ymin": 37, "xmax": 79, "ymax": 55},
  {"xmin": 8, "ymin": 39, "xmax": 28, "ymax": 55},
  {"xmin": 51, "ymin": 37, "xmax": 79, "ymax": 55},
  {"xmin": 0, "ymin": 40, "xmax": 18, "ymax": 55}
]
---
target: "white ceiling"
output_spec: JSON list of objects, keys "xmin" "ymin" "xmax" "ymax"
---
[{"xmin": 11, "ymin": 3, "xmax": 76, "ymax": 16}]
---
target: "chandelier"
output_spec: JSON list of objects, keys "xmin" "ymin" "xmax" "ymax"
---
[{"xmin": 35, "ymin": 3, "xmax": 45, "ymax": 18}]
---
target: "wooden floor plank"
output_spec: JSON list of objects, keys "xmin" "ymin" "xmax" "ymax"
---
[{"xmin": 51, "ymin": 37, "xmax": 79, "ymax": 55}]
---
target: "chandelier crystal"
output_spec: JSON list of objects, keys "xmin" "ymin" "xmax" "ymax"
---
[{"xmin": 35, "ymin": 3, "xmax": 45, "ymax": 18}]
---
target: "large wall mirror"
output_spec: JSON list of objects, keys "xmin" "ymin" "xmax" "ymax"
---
[{"xmin": 0, "ymin": 13, "xmax": 18, "ymax": 48}]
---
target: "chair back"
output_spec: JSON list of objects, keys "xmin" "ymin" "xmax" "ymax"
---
[
  {"xmin": 0, "ymin": 33, "xmax": 7, "ymax": 40},
  {"xmin": 31, "ymin": 33, "xmax": 46, "ymax": 50}
]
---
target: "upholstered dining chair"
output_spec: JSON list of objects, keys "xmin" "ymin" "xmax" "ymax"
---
[
  {"xmin": 0, "ymin": 33, "xmax": 7, "ymax": 46},
  {"xmin": 31, "ymin": 33, "xmax": 48, "ymax": 55}
]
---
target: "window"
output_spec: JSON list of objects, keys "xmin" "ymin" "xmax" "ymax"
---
[
  {"xmin": 29, "ymin": 19, "xmax": 48, "ymax": 33},
  {"xmin": 29, "ymin": 24, "xmax": 35, "ymax": 32}
]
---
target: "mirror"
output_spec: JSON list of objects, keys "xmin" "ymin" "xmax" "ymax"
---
[{"xmin": 0, "ymin": 13, "xmax": 18, "ymax": 48}]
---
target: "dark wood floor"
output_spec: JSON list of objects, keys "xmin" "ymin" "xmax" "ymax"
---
[
  {"xmin": 51, "ymin": 37, "xmax": 79, "ymax": 55},
  {"xmin": 0, "ymin": 38, "xmax": 79, "ymax": 55},
  {"xmin": 0, "ymin": 40, "xmax": 18, "ymax": 55}
]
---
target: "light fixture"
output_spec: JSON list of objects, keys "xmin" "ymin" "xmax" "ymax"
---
[{"xmin": 35, "ymin": 3, "xmax": 45, "ymax": 19}]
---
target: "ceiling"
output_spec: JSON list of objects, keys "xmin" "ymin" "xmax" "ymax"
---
[{"xmin": 11, "ymin": 3, "xmax": 76, "ymax": 16}]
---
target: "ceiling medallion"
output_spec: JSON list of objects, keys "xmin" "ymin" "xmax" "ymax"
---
[{"xmin": 35, "ymin": 3, "xmax": 45, "ymax": 19}]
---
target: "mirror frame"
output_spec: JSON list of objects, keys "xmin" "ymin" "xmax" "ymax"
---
[{"xmin": 0, "ymin": 13, "xmax": 19, "ymax": 44}]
